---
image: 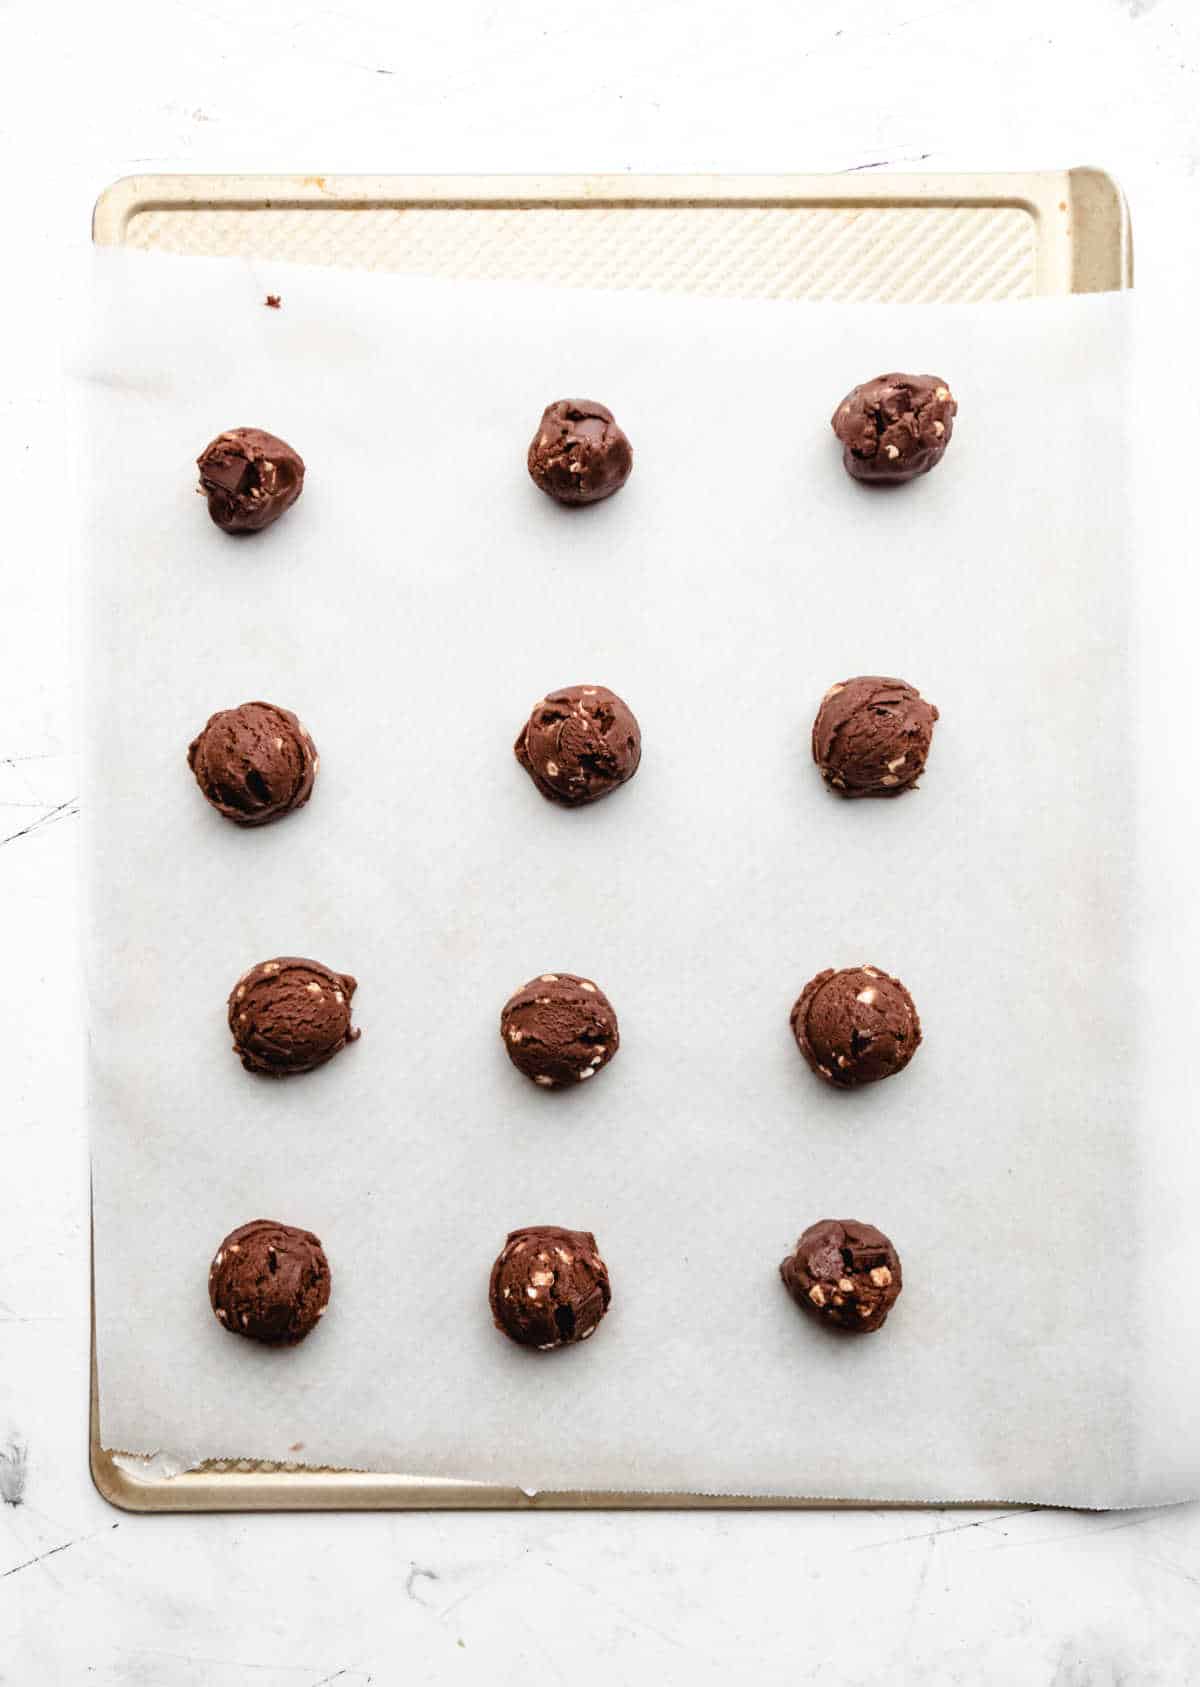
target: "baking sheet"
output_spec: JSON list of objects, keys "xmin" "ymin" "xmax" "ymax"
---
[{"xmin": 84, "ymin": 248, "xmax": 1197, "ymax": 1506}]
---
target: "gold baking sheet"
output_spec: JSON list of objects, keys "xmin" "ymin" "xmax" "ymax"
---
[{"xmin": 89, "ymin": 169, "xmax": 1131, "ymax": 1512}]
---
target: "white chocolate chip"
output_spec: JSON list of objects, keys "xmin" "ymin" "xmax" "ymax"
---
[
  {"xmin": 525, "ymin": 1286, "xmax": 540, "ymax": 1299},
  {"xmin": 858, "ymin": 1304, "xmax": 873, "ymax": 1319},
  {"xmin": 856, "ymin": 988, "xmax": 877, "ymax": 1006},
  {"xmin": 546, "ymin": 761, "xmax": 559, "ymax": 777},
  {"xmin": 334, "ymin": 991, "xmax": 343, "ymax": 1005},
  {"xmin": 808, "ymin": 1285, "xmax": 826, "ymax": 1307},
  {"xmin": 229, "ymin": 1243, "xmax": 240, "ymax": 1253},
  {"xmin": 579, "ymin": 1325, "xmax": 596, "ymax": 1340},
  {"xmin": 579, "ymin": 981, "xmax": 597, "ymax": 993},
  {"xmin": 881, "ymin": 775, "xmax": 900, "ymax": 786},
  {"xmin": 263, "ymin": 963, "xmax": 280, "ymax": 976},
  {"xmin": 502, "ymin": 1286, "xmax": 511, "ymax": 1298},
  {"xmin": 235, "ymin": 986, "xmax": 245, "ymax": 1001},
  {"xmin": 885, "ymin": 444, "xmax": 901, "ymax": 460},
  {"xmin": 578, "ymin": 1067, "xmax": 595, "ymax": 1081},
  {"xmin": 886, "ymin": 755, "xmax": 907, "ymax": 772},
  {"xmin": 214, "ymin": 1251, "xmax": 224, "ymax": 1267},
  {"xmin": 540, "ymin": 974, "xmax": 559, "ymax": 983},
  {"xmin": 508, "ymin": 1028, "xmax": 523, "ymax": 1043},
  {"xmin": 556, "ymin": 1248, "xmax": 573, "ymax": 1264},
  {"xmin": 862, "ymin": 968, "xmax": 879, "ymax": 978},
  {"xmin": 935, "ymin": 386, "xmax": 950, "ymax": 401},
  {"xmin": 933, "ymin": 421, "xmax": 945, "ymax": 437},
  {"xmin": 836, "ymin": 1055, "xmax": 849, "ymax": 1069},
  {"xmin": 534, "ymin": 1075, "xmax": 554, "ymax": 1087},
  {"xmin": 240, "ymin": 1312, "xmax": 250, "ymax": 1327},
  {"xmin": 869, "ymin": 1266, "xmax": 893, "ymax": 1287},
  {"xmin": 583, "ymin": 688, "xmax": 598, "ymax": 695},
  {"xmin": 274, "ymin": 737, "xmax": 284, "ymax": 751},
  {"xmin": 306, "ymin": 982, "xmax": 322, "ymax": 996},
  {"xmin": 530, "ymin": 1270, "xmax": 554, "ymax": 1286},
  {"xmin": 536, "ymin": 1342, "xmax": 558, "ymax": 1350},
  {"xmin": 838, "ymin": 1278, "xmax": 854, "ymax": 1294},
  {"xmin": 216, "ymin": 1308, "xmax": 227, "ymax": 1321},
  {"xmin": 818, "ymin": 1065, "xmax": 833, "ymax": 1079},
  {"xmin": 831, "ymin": 1293, "xmax": 845, "ymax": 1308},
  {"xmin": 589, "ymin": 1054, "xmax": 602, "ymax": 1067}
]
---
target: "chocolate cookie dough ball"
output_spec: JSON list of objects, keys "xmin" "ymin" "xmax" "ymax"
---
[
  {"xmin": 791, "ymin": 965, "xmax": 921, "ymax": 1088},
  {"xmin": 187, "ymin": 701, "xmax": 318, "ymax": 827},
  {"xmin": 489, "ymin": 1226, "xmax": 611, "ymax": 1349},
  {"xmin": 831, "ymin": 373, "xmax": 956, "ymax": 483},
  {"xmin": 527, "ymin": 399, "xmax": 633, "ymax": 505},
  {"xmin": 780, "ymin": 1219, "xmax": 902, "ymax": 1334},
  {"xmin": 229, "ymin": 957, "xmax": 359, "ymax": 1076},
  {"xmin": 812, "ymin": 676, "xmax": 938, "ymax": 798},
  {"xmin": 500, "ymin": 973, "xmax": 619, "ymax": 1089},
  {"xmin": 514, "ymin": 685, "xmax": 641, "ymax": 807},
  {"xmin": 197, "ymin": 427, "xmax": 305, "ymax": 532},
  {"xmin": 209, "ymin": 1219, "xmax": 331, "ymax": 1345}
]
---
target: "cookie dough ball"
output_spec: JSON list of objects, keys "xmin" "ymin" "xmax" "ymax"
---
[
  {"xmin": 229, "ymin": 957, "xmax": 359, "ymax": 1076},
  {"xmin": 780, "ymin": 1219, "xmax": 902, "ymax": 1334},
  {"xmin": 527, "ymin": 399, "xmax": 633, "ymax": 505},
  {"xmin": 791, "ymin": 965, "xmax": 921, "ymax": 1088},
  {"xmin": 831, "ymin": 373, "xmax": 956, "ymax": 483},
  {"xmin": 197, "ymin": 427, "xmax": 305, "ymax": 532},
  {"xmin": 489, "ymin": 1226, "xmax": 611, "ymax": 1349},
  {"xmin": 812, "ymin": 676, "xmax": 938, "ymax": 798},
  {"xmin": 500, "ymin": 973, "xmax": 619, "ymax": 1089},
  {"xmin": 187, "ymin": 701, "xmax": 318, "ymax": 827},
  {"xmin": 209, "ymin": 1219, "xmax": 331, "ymax": 1344},
  {"xmin": 514, "ymin": 685, "xmax": 641, "ymax": 807}
]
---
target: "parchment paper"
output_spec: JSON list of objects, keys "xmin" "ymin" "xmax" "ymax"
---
[{"xmin": 84, "ymin": 249, "xmax": 1200, "ymax": 1505}]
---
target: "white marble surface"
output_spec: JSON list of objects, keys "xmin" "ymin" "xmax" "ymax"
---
[{"xmin": 3, "ymin": 1, "xmax": 1200, "ymax": 1680}]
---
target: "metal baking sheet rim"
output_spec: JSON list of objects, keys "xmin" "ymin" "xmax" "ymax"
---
[{"xmin": 89, "ymin": 168, "xmax": 1130, "ymax": 1513}]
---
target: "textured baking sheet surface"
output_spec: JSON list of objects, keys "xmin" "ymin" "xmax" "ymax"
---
[
  {"xmin": 112, "ymin": 202, "xmax": 1038, "ymax": 302},
  {"xmin": 85, "ymin": 250, "xmax": 1195, "ymax": 1507},
  {"xmin": 93, "ymin": 171, "xmax": 1133, "ymax": 304}
]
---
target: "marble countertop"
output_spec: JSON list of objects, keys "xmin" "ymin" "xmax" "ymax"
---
[{"xmin": 3, "ymin": 0, "xmax": 1200, "ymax": 1679}]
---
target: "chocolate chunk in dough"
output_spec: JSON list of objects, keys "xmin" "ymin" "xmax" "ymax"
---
[
  {"xmin": 514, "ymin": 685, "xmax": 641, "ymax": 807},
  {"xmin": 188, "ymin": 701, "xmax": 318, "ymax": 827},
  {"xmin": 791, "ymin": 965, "xmax": 921, "ymax": 1088},
  {"xmin": 229, "ymin": 957, "xmax": 359, "ymax": 1076},
  {"xmin": 780, "ymin": 1219, "xmax": 902, "ymax": 1334},
  {"xmin": 489, "ymin": 1225, "xmax": 612, "ymax": 1349},
  {"xmin": 831, "ymin": 373, "xmax": 956, "ymax": 483},
  {"xmin": 812, "ymin": 676, "xmax": 938, "ymax": 798},
  {"xmin": 197, "ymin": 427, "xmax": 305, "ymax": 532},
  {"xmin": 500, "ymin": 972, "xmax": 619, "ymax": 1089},
  {"xmin": 527, "ymin": 399, "xmax": 633, "ymax": 505},
  {"xmin": 209, "ymin": 1219, "xmax": 331, "ymax": 1344}
]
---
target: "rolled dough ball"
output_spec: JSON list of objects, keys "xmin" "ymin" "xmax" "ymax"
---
[
  {"xmin": 791, "ymin": 965, "xmax": 921, "ymax": 1088},
  {"xmin": 187, "ymin": 701, "xmax": 317, "ymax": 826},
  {"xmin": 780, "ymin": 1218, "xmax": 902, "ymax": 1334},
  {"xmin": 831, "ymin": 373, "xmax": 956, "ymax": 483},
  {"xmin": 514, "ymin": 685, "xmax": 641, "ymax": 807},
  {"xmin": 527, "ymin": 399, "xmax": 632, "ymax": 505},
  {"xmin": 209, "ymin": 1219, "xmax": 331, "ymax": 1345},
  {"xmin": 196, "ymin": 427, "xmax": 305, "ymax": 533},
  {"xmin": 229, "ymin": 957, "xmax": 359, "ymax": 1076},
  {"xmin": 812, "ymin": 676, "xmax": 938, "ymax": 798},
  {"xmin": 500, "ymin": 972, "xmax": 619, "ymax": 1089},
  {"xmin": 489, "ymin": 1225, "xmax": 611, "ymax": 1349}
]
